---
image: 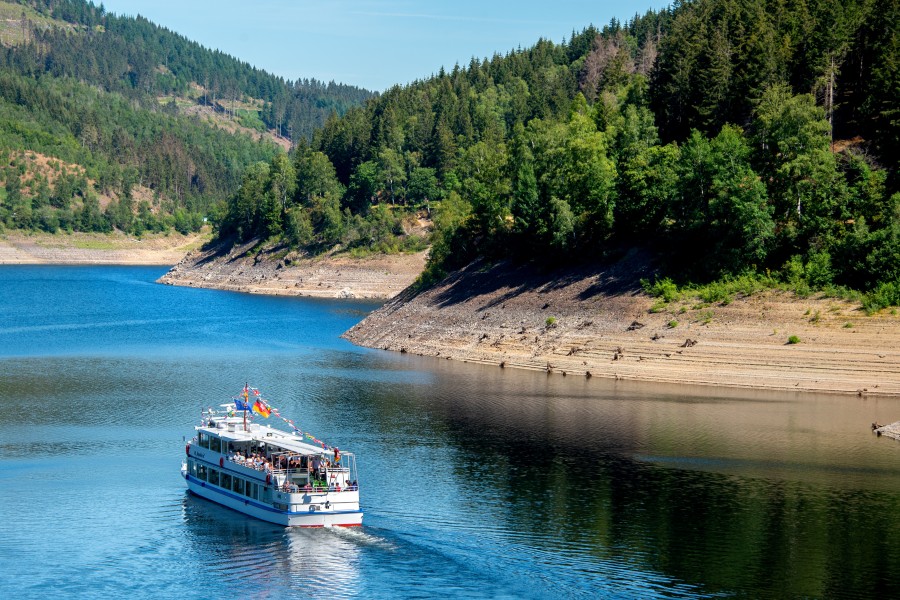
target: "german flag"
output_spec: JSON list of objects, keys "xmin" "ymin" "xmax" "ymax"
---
[{"xmin": 252, "ymin": 399, "xmax": 271, "ymax": 418}]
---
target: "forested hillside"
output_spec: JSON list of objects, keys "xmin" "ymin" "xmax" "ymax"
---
[
  {"xmin": 0, "ymin": 0, "xmax": 371, "ymax": 235},
  {"xmin": 221, "ymin": 0, "xmax": 898, "ymax": 306}
]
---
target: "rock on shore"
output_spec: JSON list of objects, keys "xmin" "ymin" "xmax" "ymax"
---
[
  {"xmin": 344, "ymin": 252, "xmax": 900, "ymax": 397},
  {"xmin": 157, "ymin": 239, "xmax": 427, "ymax": 299}
]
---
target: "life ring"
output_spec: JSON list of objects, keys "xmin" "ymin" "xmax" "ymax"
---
[{"xmin": 219, "ymin": 457, "xmax": 224, "ymax": 468}]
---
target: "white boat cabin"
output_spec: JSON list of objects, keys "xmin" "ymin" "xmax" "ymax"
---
[{"xmin": 183, "ymin": 411, "xmax": 362, "ymax": 527}]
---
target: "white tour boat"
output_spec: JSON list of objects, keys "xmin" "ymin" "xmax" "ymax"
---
[{"xmin": 181, "ymin": 385, "xmax": 362, "ymax": 527}]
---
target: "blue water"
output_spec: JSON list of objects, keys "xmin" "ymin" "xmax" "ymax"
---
[{"xmin": 2, "ymin": 265, "xmax": 900, "ymax": 599}]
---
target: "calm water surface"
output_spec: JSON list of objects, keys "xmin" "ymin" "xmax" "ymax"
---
[{"xmin": 2, "ymin": 265, "xmax": 900, "ymax": 599}]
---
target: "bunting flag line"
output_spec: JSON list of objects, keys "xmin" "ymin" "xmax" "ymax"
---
[{"xmin": 231, "ymin": 386, "xmax": 336, "ymax": 452}]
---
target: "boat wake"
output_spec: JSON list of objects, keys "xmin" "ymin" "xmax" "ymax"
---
[{"xmin": 323, "ymin": 525, "xmax": 396, "ymax": 551}]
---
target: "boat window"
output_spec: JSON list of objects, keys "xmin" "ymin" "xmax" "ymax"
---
[
  {"xmin": 233, "ymin": 477, "xmax": 245, "ymax": 495},
  {"xmin": 197, "ymin": 464, "xmax": 207, "ymax": 482},
  {"xmin": 248, "ymin": 482, "xmax": 257, "ymax": 499},
  {"xmin": 210, "ymin": 437, "xmax": 222, "ymax": 453},
  {"xmin": 221, "ymin": 473, "xmax": 232, "ymax": 490},
  {"xmin": 199, "ymin": 432, "xmax": 210, "ymax": 449},
  {"xmin": 208, "ymin": 469, "xmax": 219, "ymax": 486}
]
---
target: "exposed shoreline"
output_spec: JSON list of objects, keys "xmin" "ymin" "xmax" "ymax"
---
[
  {"xmin": 157, "ymin": 239, "xmax": 428, "ymax": 300},
  {"xmin": 344, "ymin": 256, "xmax": 900, "ymax": 398},
  {"xmin": 5, "ymin": 233, "xmax": 899, "ymax": 398},
  {"xmin": 0, "ymin": 231, "xmax": 205, "ymax": 265}
]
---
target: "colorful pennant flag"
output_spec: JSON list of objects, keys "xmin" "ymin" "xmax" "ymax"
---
[{"xmin": 252, "ymin": 399, "xmax": 271, "ymax": 418}]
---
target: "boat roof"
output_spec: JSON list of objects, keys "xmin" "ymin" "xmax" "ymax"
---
[{"xmin": 198, "ymin": 418, "xmax": 347, "ymax": 456}]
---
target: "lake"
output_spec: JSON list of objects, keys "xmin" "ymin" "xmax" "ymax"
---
[{"xmin": 1, "ymin": 265, "xmax": 899, "ymax": 599}]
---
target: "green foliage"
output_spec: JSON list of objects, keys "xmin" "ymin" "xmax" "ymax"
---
[
  {"xmin": 284, "ymin": 206, "xmax": 313, "ymax": 247},
  {"xmin": 863, "ymin": 281, "xmax": 900, "ymax": 314},
  {"xmin": 0, "ymin": 0, "xmax": 372, "ymax": 237},
  {"xmin": 649, "ymin": 299, "xmax": 668, "ymax": 313},
  {"xmin": 295, "ymin": 150, "xmax": 343, "ymax": 204},
  {"xmin": 407, "ymin": 167, "xmax": 438, "ymax": 207},
  {"xmin": 642, "ymin": 277, "xmax": 679, "ymax": 303},
  {"xmin": 787, "ymin": 335, "xmax": 801, "ymax": 345},
  {"xmin": 9, "ymin": 1, "xmax": 372, "ymax": 141},
  {"xmin": 171, "ymin": 0, "xmax": 897, "ymax": 305}
]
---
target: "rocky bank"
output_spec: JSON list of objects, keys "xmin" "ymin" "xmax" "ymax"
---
[
  {"xmin": 157, "ymin": 239, "xmax": 427, "ymax": 299},
  {"xmin": 344, "ymin": 252, "xmax": 900, "ymax": 397}
]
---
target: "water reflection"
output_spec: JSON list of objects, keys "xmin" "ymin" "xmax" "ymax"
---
[
  {"xmin": 346, "ymin": 357, "xmax": 900, "ymax": 598},
  {"xmin": 181, "ymin": 494, "xmax": 363, "ymax": 597},
  {"xmin": 5, "ymin": 266, "xmax": 900, "ymax": 599}
]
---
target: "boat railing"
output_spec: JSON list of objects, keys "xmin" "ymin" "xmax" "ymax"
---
[{"xmin": 275, "ymin": 483, "xmax": 360, "ymax": 494}]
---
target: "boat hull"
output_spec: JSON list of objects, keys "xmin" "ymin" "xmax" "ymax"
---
[{"xmin": 185, "ymin": 476, "xmax": 363, "ymax": 527}]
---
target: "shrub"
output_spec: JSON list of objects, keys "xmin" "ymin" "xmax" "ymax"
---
[
  {"xmin": 787, "ymin": 335, "xmax": 801, "ymax": 344},
  {"xmin": 863, "ymin": 281, "xmax": 900, "ymax": 314},
  {"xmin": 642, "ymin": 277, "xmax": 679, "ymax": 303},
  {"xmin": 545, "ymin": 316, "xmax": 557, "ymax": 328}
]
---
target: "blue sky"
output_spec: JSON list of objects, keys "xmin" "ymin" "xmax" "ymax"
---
[{"xmin": 99, "ymin": 1, "xmax": 669, "ymax": 91}]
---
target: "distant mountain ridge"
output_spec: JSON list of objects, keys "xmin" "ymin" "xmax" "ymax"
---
[
  {"xmin": 2, "ymin": 0, "xmax": 373, "ymax": 141},
  {"xmin": 0, "ymin": 0, "xmax": 373, "ymax": 236}
]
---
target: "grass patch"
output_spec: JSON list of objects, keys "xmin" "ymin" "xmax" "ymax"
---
[
  {"xmin": 787, "ymin": 335, "xmax": 801, "ymax": 344},
  {"xmin": 649, "ymin": 299, "xmax": 668, "ymax": 313},
  {"xmin": 667, "ymin": 319, "xmax": 678, "ymax": 328},
  {"xmin": 73, "ymin": 239, "xmax": 118, "ymax": 250},
  {"xmin": 346, "ymin": 235, "xmax": 429, "ymax": 258},
  {"xmin": 545, "ymin": 316, "xmax": 557, "ymax": 328},
  {"xmin": 844, "ymin": 322, "xmax": 854, "ymax": 328},
  {"xmin": 642, "ymin": 270, "xmax": 900, "ymax": 316}
]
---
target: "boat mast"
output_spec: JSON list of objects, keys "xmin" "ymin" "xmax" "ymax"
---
[{"xmin": 243, "ymin": 382, "xmax": 249, "ymax": 432}]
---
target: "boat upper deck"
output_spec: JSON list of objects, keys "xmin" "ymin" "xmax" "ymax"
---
[{"xmin": 198, "ymin": 417, "xmax": 348, "ymax": 457}]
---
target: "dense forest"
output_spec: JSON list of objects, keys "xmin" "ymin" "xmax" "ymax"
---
[
  {"xmin": 7, "ymin": 0, "xmax": 372, "ymax": 140},
  {"xmin": 221, "ymin": 0, "xmax": 899, "ymax": 305},
  {"xmin": 0, "ymin": 0, "xmax": 371, "ymax": 235}
]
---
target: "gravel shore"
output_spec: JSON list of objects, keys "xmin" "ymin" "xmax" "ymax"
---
[
  {"xmin": 157, "ymin": 239, "xmax": 427, "ymax": 299},
  {"xmin": 0, "ymin": 231, "xmax": 203, "ymax": 265},
  {"xmin": 344, "ymin": 253, "xmax": 900, "ymax": 397}
]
